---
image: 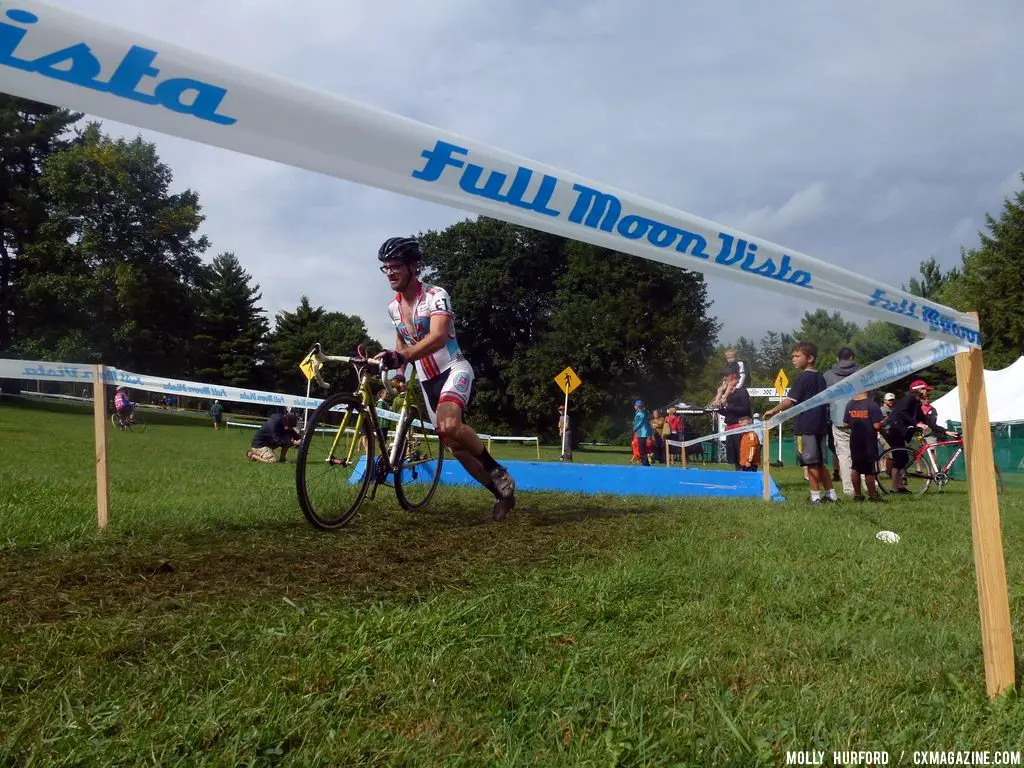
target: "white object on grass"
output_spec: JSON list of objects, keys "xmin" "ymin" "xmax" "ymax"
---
[{"xmin": 876, "ymin": 530, "xmax": 900, "ymax": 545}]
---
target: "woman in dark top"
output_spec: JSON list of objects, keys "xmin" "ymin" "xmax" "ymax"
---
[
  {"xmin": 880, "ymin": 379, "xmax": 932, "ymax": 492},
  {"xmin": 721, "ymin": 370, "xmax": 752, "ymax": 470}
]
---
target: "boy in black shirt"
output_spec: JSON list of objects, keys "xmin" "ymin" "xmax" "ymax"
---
[
  {"xmin": 763, "ymin": 341, "xmax": 836, "ymax": 503},
  {"xmin": 843, "ymin": 391, "xmax": 885, "ymax": 502}
]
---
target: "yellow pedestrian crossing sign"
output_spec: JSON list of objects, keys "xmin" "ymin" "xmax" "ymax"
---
[
  {"xmin": 774, "ymin": 368, "xmax": 790, "ymax": 397},
  {"xmin": 299, "ymin": 351, "xmax": 321, "ymax": 382},
  {"xmin": 555, "ymin": 366, "xmax": 582, "ymax": 395}
]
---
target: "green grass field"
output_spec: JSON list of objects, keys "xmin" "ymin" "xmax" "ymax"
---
[{"xmin": 2, "ymin": 397, "xmax": 1023, "ymax": 766}]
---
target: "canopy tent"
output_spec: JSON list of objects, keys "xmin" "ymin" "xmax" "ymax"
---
[{"xmin": 931, "ymin": 356, "xmax": 1024, "ymax": 426}]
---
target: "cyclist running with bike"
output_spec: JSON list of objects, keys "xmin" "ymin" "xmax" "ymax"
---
[{"xmin": 373, "ymin": 237, "xmax": 517, "ymax": 521}]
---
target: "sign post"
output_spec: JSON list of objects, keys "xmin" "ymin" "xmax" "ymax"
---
[
  {"xmin": 298, "ymin": 351, "xmax": 321, "ymax": 430},
  {"xmin": 554, "ymin": 366, "xmax": 582, "ymax": 460},
  {"xmin": 773, "ymin": 369, "xmax": 789, "ymax": 466}
]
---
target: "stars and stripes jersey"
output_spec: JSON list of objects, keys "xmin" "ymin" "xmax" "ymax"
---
[{"xmin": 387, "ymin": 283, "xmax": 466, "ymax": 381}]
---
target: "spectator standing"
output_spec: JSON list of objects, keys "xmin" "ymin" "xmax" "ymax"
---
[
  {"xmin": 763, "ymin": 341, "xmax": 836, "ymax": 504},
  {"xmin": 209, "ymin": 399, "xmax": 224, "ymax": 431},
  {"xmin": 665, "ymin": 407, "xmax": 683, "ymax": 461},
  {"xmin": 557, "ymin": 404, "xmax": 573, "ymax": 462},
  {"xmin": 721, "ymin": 369, "xmax": 753, "ymax": 470},
  {"xmin": 632, "ymin": 400, "xmax": 653, "ymax": 467},
  {"xmin": 650, "ymin": 409, "xmax": 666, "ymax": 464},
  {"xmin": 844, "ymin": 391, "xmax": 885, "ymax": 502},
  {"xmin": 881, "ymin": 380, "xmax": 932, "ymax": 493},
  {"xmin": 823, "ymin": 347, "xmax": 862, "ymax": 496},
  {"xmin": 881, "ymin": 392, "xmax": 895, "ymax": 417}
]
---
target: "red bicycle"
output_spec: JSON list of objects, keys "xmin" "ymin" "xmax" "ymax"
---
[{"xmin": 876, "ymin": 429, "xmax": 1004, "ymax": 495}]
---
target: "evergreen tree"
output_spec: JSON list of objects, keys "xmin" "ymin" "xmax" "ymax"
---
[{"xmin": 194, "ymin": 252, "xmax": 269, "ymax": 386}]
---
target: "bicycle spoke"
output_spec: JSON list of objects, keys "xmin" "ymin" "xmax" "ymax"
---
[
  {"xmin": 394, "ymin": 406, "xmax": 444, "ymax": 511},
  {"xmin": 296, "ymin": 396, "xmax": 374, "ymax": 529}
]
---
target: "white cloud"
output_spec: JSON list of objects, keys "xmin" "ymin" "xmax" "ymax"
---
[
  {"xmin": 37, "ymin": 0, "xmax": 1024, "ymax": 359},
  {"xmin": 723, "ymin": 182, "xmax": 828, "ymax": 238}
]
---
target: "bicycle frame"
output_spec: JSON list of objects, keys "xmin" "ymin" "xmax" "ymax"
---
[
  {"xmin": 911, "ymin": 435, "xmax": 963, "ymax": 476},
  {"xmin": 309, "ymin": 345, "xmax": 414, "ymax": 485}
]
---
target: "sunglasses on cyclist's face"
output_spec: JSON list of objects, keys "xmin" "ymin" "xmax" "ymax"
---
[{"xmin": 379, "ymin": 262, "xmax": 408, "ymax": 275}]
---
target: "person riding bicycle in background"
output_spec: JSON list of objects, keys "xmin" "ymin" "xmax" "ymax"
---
[
  {"xmin": 372, "ymin": 236, "xmax": 517, "ymax": 522},
  {"xmin": 881, "ymin": 379, "xmax": 934, "ymax": 493},
  {"xmin": 113, "ymin": 386, "xmax": 134, "ymax": 425}
]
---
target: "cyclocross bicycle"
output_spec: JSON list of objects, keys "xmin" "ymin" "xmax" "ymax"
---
[
  {"xmin": 294, "ymin": 343, "xmax": 444, "ymax": 530},
  {"xmin": 876, "ymin": 429, "xmax": 1004, "ymax": 495},
  {"xmin": 110, "ymin": 409, "xmax": 146, "ymax": 432}
]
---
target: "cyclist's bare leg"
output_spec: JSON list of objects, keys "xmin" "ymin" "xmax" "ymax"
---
[
  {"xmin": 435, "ymin": 402, "xmax": 489, "ymax": 484},
  {"xmin": 435, "ymin": 402, "xmax": 516, "ymax": 519}
]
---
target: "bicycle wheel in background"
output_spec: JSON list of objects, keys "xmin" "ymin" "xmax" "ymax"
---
[
  {"xmin": 110, "ymin": 412, "xmax": 122, "ymax": 431},
  {"xmin": 296, "ymin": 393, "xmax": 374, "ymax": 530},
  {"xmin": 876, "ymin": 447, "xmax": 932, "ymax": 495},
  {"xmin": 393, "ymin": 405, "xmax": 444, "ymax": 511}
]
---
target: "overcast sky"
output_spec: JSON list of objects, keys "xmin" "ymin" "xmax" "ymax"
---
[{"xmin": 52, "ymin": 0, "xmax": 1024, "ymax": 350}]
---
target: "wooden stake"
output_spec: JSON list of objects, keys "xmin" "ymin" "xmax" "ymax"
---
[
  {"xmin": 92, "ymin": 364, "xmax": 109, "ymax": 530},
  {"xmin": 956, "ymin": 313, "xmax": 1015, "ymax": 698},
  {"xmin": 762, "ymin": 423, "xmax": 771, "ymax": 502}
]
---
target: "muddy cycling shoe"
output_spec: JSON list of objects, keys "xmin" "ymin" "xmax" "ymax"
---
[{"xmin": 489, "ymin": 466, "xmax": 516, "ymax": 521}]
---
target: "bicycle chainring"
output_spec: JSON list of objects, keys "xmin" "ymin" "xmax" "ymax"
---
[
  {"xmin": 933, "ymin": 471, "xmax": 950, "ymax": 487},
  {"xmin": 373, "ymin": 456, "xmax": 391, "ymax": 485}
]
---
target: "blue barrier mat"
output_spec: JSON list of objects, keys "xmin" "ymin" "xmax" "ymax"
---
[{"xmin": 434, "ymin": 460, "xmax": 785, "ymax": 502}]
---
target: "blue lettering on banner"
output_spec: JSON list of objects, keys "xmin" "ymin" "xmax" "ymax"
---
[
  {"xmin": 0, "ymin": 7, "xmax": 236, "ymax": 125},
  {"xmin": 868, "ymin": 288, "xmax": 982, "ymax": 345},
  {"xmin": 162, "ymin": 382, "xmax": 228, "ymax": 397},
  {"xmin": 410, "ymin": 139, "xmax": 813, "ymax": 288}
]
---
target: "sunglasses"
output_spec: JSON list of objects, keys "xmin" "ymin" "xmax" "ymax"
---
[{"xmin": 379, "ymin": 263, "xmax": 406, "ymax": 275}]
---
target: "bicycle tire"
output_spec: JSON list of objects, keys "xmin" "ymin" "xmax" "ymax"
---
[
  {"xmin": 110, "ymin": 412, "xmax": 121, "ymax": 430},
  {"xmin": 295, "ymin": 393, "xmax": 374, "ymax": 530},
  {"xmin": 876, "ymin": 447, "xmax": 932, "ymax": 495},
  {"xmin": 393, "ymin": 405, "xmax": 444, "ymax": 511}
]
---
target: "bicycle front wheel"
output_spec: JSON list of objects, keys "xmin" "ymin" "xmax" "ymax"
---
[
  {"xmin": 296, "ymin": 394, "xmax": 374, "ymax": 530},
  {"xmin": 393, "ymin": 405, "xmax": 444, "ymax": 511},
  {"xmin": 876, "ymin": 448, "xmax": 932, "ymax": 495}
]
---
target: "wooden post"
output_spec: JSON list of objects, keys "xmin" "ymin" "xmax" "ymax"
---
[
  {"xmin": 535, "ymin": 438, "xmax": 541, "ymax": 461},
  {"xmin": 762, "ymin": 423, "xmax": 771, "ymax": 502},
  {"xmin": 956, "ymin": 313, "xmax": 1014, "ymax": 698},
  {"xmin": 92, "ymin": 364, "xmax": 109, "ymax": 530}
]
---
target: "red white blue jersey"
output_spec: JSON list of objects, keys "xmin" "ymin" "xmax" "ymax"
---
[
  {"xmin": 114, "ymin": 391, "xmax": 131, "ymax": 410},
  {"xmin": 387, "ymin": 283, "xmax": 465, "ymax": 381}
]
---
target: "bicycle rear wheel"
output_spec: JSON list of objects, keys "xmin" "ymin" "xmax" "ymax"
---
[
  {"xmin": 393, "ymin": 405, "xmax": 444, "ymax": 511},
  {"xmin": 876, "ymin": 447, "xmax": 932, "ymax": 495},
  {"xmin": 296, "ymin": 393, "xmax": 374, "ymax": 530}
]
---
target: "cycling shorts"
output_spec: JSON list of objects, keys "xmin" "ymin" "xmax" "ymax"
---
[{"xmin": 419, "ymin": 358, "xmax": 474, "ymax": 426}]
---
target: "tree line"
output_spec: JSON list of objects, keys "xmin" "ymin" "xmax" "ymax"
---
[{"xmin": 3, "ymin": 94, "xmax": 1021, "ymax": 440}]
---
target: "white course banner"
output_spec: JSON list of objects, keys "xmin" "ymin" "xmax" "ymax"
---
[
  {"xmin": 0, "ymin": 0, "xmax": 981, "ymax": 349},
  {"xmin": 0, "ymin": 357, "xmax": 425, "ymax": 428}
]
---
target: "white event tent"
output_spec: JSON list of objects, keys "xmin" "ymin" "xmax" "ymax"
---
[{"xmin": 931, "ymin": 356, "xmax": 1024, "ymax": 426}]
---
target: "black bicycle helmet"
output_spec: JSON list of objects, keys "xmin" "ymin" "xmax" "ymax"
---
[{"xmin": 377, "ymin": 237, "xmax": 422, "ymax": 263}]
